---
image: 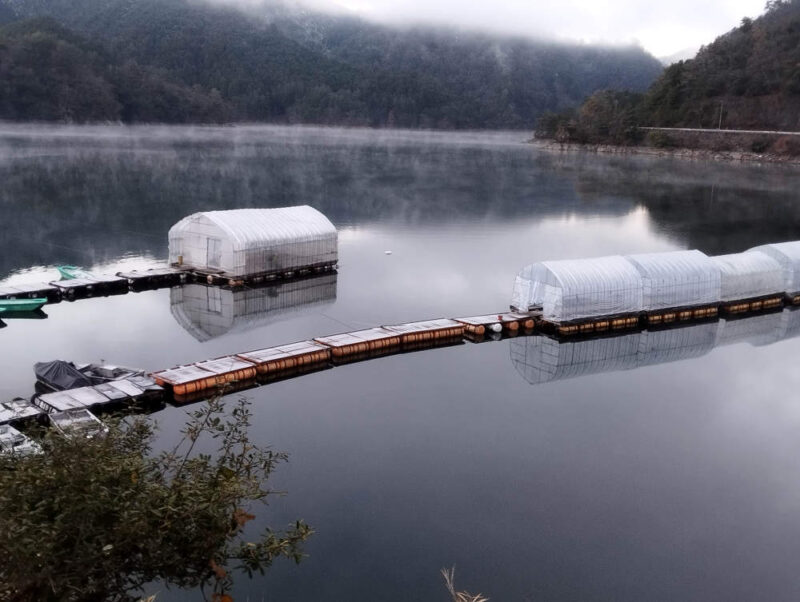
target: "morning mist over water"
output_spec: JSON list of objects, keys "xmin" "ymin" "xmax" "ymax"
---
[{"xmin": 2, "ymin": 124, "xmax": 800, "ymax": 600}]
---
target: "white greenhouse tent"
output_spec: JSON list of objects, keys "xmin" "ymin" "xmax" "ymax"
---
[
  {"xmin": 625, "ymin": 250, "xmax": 721, "ymax": 311},
  {"xmin": 168, "ymin": 206, "xmax": 337, "ymax": 278},
  {"xmin": 510, "ymin": 255, "xmax": 643, "ymax": 321},
  {"xmin": 711, "ymin": 251, "xmax": 784, "ymax": 302},
  {"xmin": 748, "ymin": 241, "xmax": 800, "ymax": 294},
  {"xmin": 170, "ymin": 275, "xmax": 337, "ymax": 341}
]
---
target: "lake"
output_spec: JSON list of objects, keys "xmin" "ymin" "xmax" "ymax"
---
[{"xmin": 3, "ymin": 124, "xmax": 800, "ymax": 601}]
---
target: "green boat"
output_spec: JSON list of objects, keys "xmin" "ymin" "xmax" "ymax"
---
[
  {"xmin": 57, "ymin": 265, "xmax": 95, "ymax": 280},
  {"xmin": 0, "ymin": 298, "xmax": 48, "ymax": 312}
]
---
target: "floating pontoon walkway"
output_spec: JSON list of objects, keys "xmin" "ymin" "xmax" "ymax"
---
[
  {"xmin": 5, "ymin": 302, "xmax": 800, "ymax": 427},
  {"xmin": 0, "ymin": 264, "xmax": 338, "ymax": 305}
]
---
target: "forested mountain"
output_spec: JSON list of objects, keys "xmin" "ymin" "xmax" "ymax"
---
[
  {"xmin": 537, "ymin": 0, "xmax": 800, "ymax": 146},
  {"xmin": 641, "ymin": 0, "xmax": 800, "ymax": 130},
  {"xmin": 0, "ymin": 18, "xmax": 230, "ymax": 121},
  {"xmin": 0, "ymin": 0, "xmax": 664, "ymax": 126}
]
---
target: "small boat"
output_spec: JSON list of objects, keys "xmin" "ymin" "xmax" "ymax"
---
[
  {"xmin": 34, "ymin": 360, "xmax": 146, "ymax": 393},
  {"xmin": 0, "ymin": 424, "xmax": 42, "ymax": 456},
  {"xmin": 57, "ymin": 265, "xmax": 96, "ymax": 280},
  {"xmin": 0, "ymin": 298, "xmax": 47, "ymax": 312},
  {"xmin": 0, "ymin": 397, "xmax": 44, "ymax": 426},
  {"xmin": 49, "ymin": 408, "xmax": 108, "ymax": 439}
]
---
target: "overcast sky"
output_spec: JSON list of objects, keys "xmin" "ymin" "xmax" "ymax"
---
[{"xmin": 295, "ymin": 0, "xmax": 768, "ymax": 57}]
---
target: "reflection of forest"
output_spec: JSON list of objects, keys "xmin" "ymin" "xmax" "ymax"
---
[
  {"xmin": 0, "ymin": 128, "xmax": 631, "ymax": 276},
  {"xmin": 570, "ymin": 154, "xmax": 800, "ymax": 254},
  {"xmin": 511, "ymin": 308, "xmax": 800, "ymax": 385},
  {"xmin": 4, "ymin": 127, "xmax": 800, "ymax": 278}
]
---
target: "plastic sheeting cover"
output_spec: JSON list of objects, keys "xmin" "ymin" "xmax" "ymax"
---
[
  {"xmin": 34, "ymin": 361, "xmax": 93, "ymax": 391},
  {"xmin": 711, "ymin": 251, "xmax": 784, "ymax": 301},
  {"xmin": 748, "ymin": 241, "xmax": 800, "ymax": 293},
  {"xmin": 511, "ymin": 255, "xmax": 643, "ymax": 321},
  {"xmin": 168, "ymin": 206, "xmax": 337, "ymax": 277},
  {"xmin": 625, "ymin": 250, "xmax": 721, "ymax": 311}
]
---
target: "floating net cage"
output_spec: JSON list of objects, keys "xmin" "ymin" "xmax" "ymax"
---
[
  {"xmin": 711, "ymin": 251, "xmax": 785, "ymax": 302},
  {"xmin": 624, "ymin": 250, "xmax": 721, "ymax": 312},
  {"xmin": 748, "ymin": 241, "xmax": 800, "ymax": 295},
  {"xmin": 510, "ymin": 255, "xmax": 643, "ymax": 321},
  {"xmin": 168, "ymin": 206, "xmax": 338, "ymax": 278},
  {"xmin": 511, "ymin": 242, "xmax": 800, "ymax": 323}
]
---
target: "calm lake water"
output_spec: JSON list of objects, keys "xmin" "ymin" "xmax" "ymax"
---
[{"xmin": 3, "ymin": 124, "xmax": 800, "ymax": 601}]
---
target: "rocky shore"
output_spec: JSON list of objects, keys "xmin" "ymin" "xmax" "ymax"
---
[{"xmin": 531, "ymin": 139, "xmax": 800, "ymax": 166}]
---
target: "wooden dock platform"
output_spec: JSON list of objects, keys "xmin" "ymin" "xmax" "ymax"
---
[
  {"xmin": 152, "ymin": 356, "xmax": 258, "ymax": 396},
  {"xmin": 0, "ymin": 282, "xmax": 61, "ymax": 303},
  {"xmin": 384, "ymin": 319, "xmax": 465, "ymax": 345},
  {"xmin": 315, "ymin": 328, "xmax": 402, "ymax": 359},
  {"xmin": 50, "ymin": 276, "xmax": 129, "ymax": 300},
  {"xmin": 237, "ymin": 341, "xmax": 331, "ymax": 376},
  {"xmin": 117, "ymin": 267, "xmax": 187, "ymax": 291}
]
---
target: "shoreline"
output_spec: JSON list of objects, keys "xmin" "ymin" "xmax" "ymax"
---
[{"xmin": 530, "ymin": 139, "xmax": 800, "ymax": 166}]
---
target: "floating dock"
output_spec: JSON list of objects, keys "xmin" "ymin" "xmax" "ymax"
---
[
  {"xmin": 236, "ymin": 341, "xmax": 331, "ymax": 376},
  {"xmin": 118, "ymin": 267, "xmax": 187, "ymax": 291},
  {"xmin": 152, "ymin": 356, "xmax": 258, "ymax": 397},
  {"xmin": 315, "ymin": 328, "xmax": 402, "ymax": 359},
  {"xmin": 33, "ymin": 376, "xmax": 163, "ymax": 414},
  {"xmin": 455, "ymin": 312, "xmax": 538, "ymax": 336},
  {"xmin": 0, "ymin": 265, "xmax": 339, "ymax": 306},
  {"xmin": 4, "ymin": 302, "xmax": 800, "ymax": 431},
  {"xmin": 50, "ymin": 275, "xmax": 129, "ymax": 300}
]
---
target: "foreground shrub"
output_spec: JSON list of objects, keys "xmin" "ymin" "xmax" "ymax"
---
[{"xmin": 0, "ymin": 397, "xmax": 312, "ymax": 602}]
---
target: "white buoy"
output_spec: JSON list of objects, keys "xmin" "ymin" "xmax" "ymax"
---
[
  {"xmin": 384, "ymin": 250, "xmax": 392, "ymax": 255},
  {"xmin": 489, "ymin": 323, "xmax": 502, "ymax": 333}
]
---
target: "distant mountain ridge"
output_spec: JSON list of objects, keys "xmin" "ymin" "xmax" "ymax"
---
[
  {"xmin": 535, "ymin": 0, "xmax": 800, "ymax": 154},
  {"xmin": 642, "ymin": 0, "xmax": 800, "ymax": 130},
  {"xmin": 0, "ymin": 0, "xmax": 664, "ymax": 126}
]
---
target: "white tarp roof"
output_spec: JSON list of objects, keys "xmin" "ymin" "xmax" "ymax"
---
[
  {"xmin": 511, "ymin": 255, "xmax": 643, "ymax": 321},
  {"xmin": 711, "ymin": 251, "xmax": 784, "ymax": 302},
  {"xmin": 168, "ymin": 206, "xmax": 337, "ymax": 277},
  {"xmin": 625, "ymin": 250, "xmax": 720, "ymax": 311},
  {"xmin": 171, "ymin": 206, "xmax": 336, "ymax": 250},
  {"xmin": 748, "ymin": 241, "xmax": 800, "ymax": 293}
]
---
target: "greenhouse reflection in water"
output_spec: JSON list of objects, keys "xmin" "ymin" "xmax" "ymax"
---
[
  {"xmin": 511, "ymin": 307, "xmax": 800, "ymax": 385},
  {"xmin": 170, "ymin": 273, "xmax": 337, "ymax": 342}
]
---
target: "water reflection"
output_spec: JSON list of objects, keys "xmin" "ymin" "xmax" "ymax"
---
[
  {"xmin": 170, "ymin": 273, "xmax": 337, "ymax": 342},
  {"xmin": 6, "ymin": 125, "xmax": 800, "ymax": 280},
  {"xmin": 511, "ymin": 308, "xmax": 800, "ymax": 385}
]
